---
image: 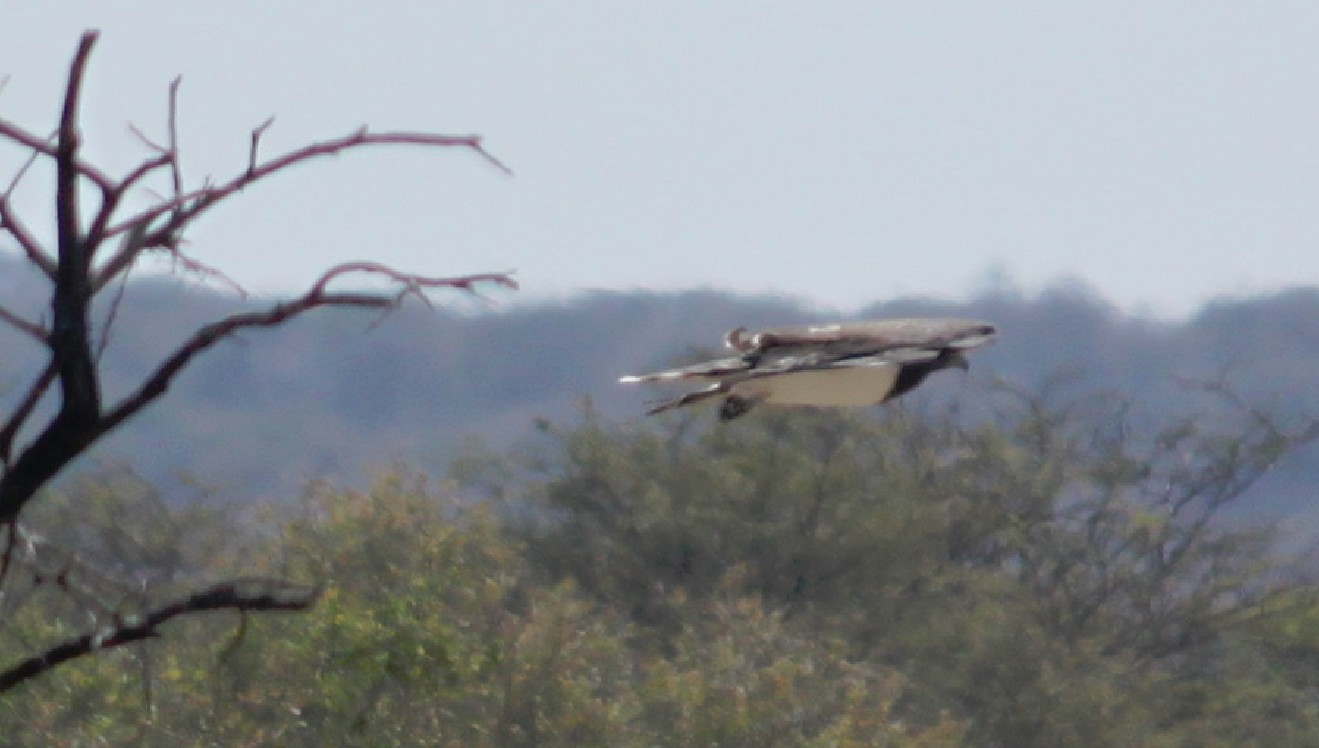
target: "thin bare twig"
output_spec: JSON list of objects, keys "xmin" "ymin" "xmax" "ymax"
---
[
  {"xmin": 0, "ymin": 140, "xmax": 56, "ymax": 276},
  {"xmin": 0, "ymin": 578, "xmax": 320, "ymax": 692},
  {"xmin": 0, "ymin": 193, "xmax": 56, "ymax": 278},
  {"xmin": 107, "ymin": 130, "xmax": 511, "ymax": 239},
  {"xmin": 0, "ymin": 305, "xmax": 46, "ymax": 342},
  {"xmin": 309, "ymin": 261, "xmax": 518, "ymax": 298},
  {"xmin": 0, "ymin": 521, "xmax": 15, "ymax": 593},
  {"xmin": 82, "ymin": 153, "xmax": 173, "ymax": 257},
  {"xmin": 162, "ymin": 244, "xmax": 246, "ymax": 297},
  {"xmin": 98, "ymin": 267, "xmax": 515, "ymax": 438},
  {"xmin": 128, "ymin": 122, "xmax": 167, "ymax": 154},
  {"xmin": 0, "ymin": 359, "xmax": 58, "ymax": 468},
  {"xmin": 92, "ymin": 128, "xmax": 510, "ymax": 292},
  {"xmin": 167, "ymin": 77, "xmax": 183, "ymax": 201},
  {"xmin": 0, "ymin": 120, "xmax": 116, "ymax": 197},
  {"xmin": 3, "ymin": 133, "xmax": 49, "ymax": 198},
  {"xmin": 95, "ymin": 264, "xmax": 133, "ymax": 363},
  {"xmin": 248, "ymin": 116, "xmax": 276, "ymax": 174},
  {"xmin": 0, "ymin": 132, "xmax": 54, "ymax": 277}
]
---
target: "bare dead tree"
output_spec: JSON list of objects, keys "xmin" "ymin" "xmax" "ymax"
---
[{"xmin": 0, "ymin": 31, "xmax": 516, "ymax": 690}]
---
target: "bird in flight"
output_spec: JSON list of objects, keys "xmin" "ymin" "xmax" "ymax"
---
[{"xmin": 620, "ymin": 318, "xmax": 997, "ymax": 421}]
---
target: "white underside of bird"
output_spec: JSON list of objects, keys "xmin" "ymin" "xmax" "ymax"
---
[{"xmin": 726, "ymin": 360, "xmax": 900, "ymax": 406}]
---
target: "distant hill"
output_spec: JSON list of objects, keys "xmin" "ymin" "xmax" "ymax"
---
[{"xmin": 2, "ymin": 255, "xmax": 1316, "ymax": 527}]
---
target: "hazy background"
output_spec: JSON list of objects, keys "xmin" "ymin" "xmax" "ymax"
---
[
  {"xmin": 4, "ymin": 4, "xmax": 1319, "ymax": 316},
  {"xmin": 4, "ymin": 5, "xmax": 1319, "ymax": 532}
]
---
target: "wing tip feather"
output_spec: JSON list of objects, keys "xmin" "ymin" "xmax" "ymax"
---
[{"xmin": 620, "ymin": 371, "xmax": 688, "ymax": 384}]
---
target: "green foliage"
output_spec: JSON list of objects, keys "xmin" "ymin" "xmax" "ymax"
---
[
  {"xmin": 2, "ymin": 469, "xmax": 955, "ymax": 746},
  {"xmin": 4, "ymin": 387, "xmax": 1319, "ymax": 745},
  {"xmin": 510, "ymin": 393, "xmax": 1319, "ymax": 746}
]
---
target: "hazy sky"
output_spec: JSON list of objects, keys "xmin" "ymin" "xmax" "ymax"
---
[{"xmin": 4, "ymin": 4, "xmax": 1319, "ymax": 318}]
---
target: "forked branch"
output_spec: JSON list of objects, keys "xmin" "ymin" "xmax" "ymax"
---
[
  {"xmin": 0, "ymin": 578, "xmax": 320, "ymax": 692},
  {"xmin": 93, "ymin": 126, "xmax": 511, "ymax": 291},
  {"xmin": 0, "ymin": 32, "xmax": 515, "ymax": 525},
  {"xmin": 98, "ymin": 264, "xmax": 517, "ymax": 438}
]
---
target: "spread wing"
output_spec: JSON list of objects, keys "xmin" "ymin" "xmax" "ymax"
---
[
  {"xmin": 618, "ymin": 355, "xmax": 751, "ymax": 384},
  {"xmin": 636, "ymin": 354, "xmax": 906, "ymax": 416},
  {"xmin": 737, "ymin": 318, "xmax": 998, "ymax": 357},
  {"xmin": 620, "ymin": 318, "xmax": 996, "ymax": 385}
]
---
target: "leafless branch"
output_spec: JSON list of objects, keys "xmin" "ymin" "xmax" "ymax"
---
[
  {"xmin": 3, "ymin": 134, "xmax": 47, "ymax": 197},
  {"xmin": 162, "ymin": 244, "xmax": 247, "ymax": 296},
  {"xmin": 98, "ymin": 266, "xmax": 515, "ymax": 438},
  {"xmin": 0, "ymin": 305, "xmax": 46, "ymax": 343},
  {"xmin": 50, "ymin": 29, "xmax": 102, "ymax": 422},
  {"xmin": 0, "ymin": 117, "xmax": 116, "ymax": 197},
  {"xmin": 248, "ymin": 115, "xmax": 276, "ymax": 173},
  {"xmin": 0, "ymin": 359, "xmax": 58, "ymax": 469},
  {"xmin": 166, "ymin": 77, "xmax": 183, "ymax": 201},
  {"xmin": 0, "ymin": 520, "xmax": 15, "ymax": 592},
  {"xmin": 102, "ymin": 79, "xmax": 184, "ymax": 256},
  {"xmin": 0, "ymin": 30, "xmax": 520, "ymax": 524},
  {"xmin": 91, "ymin": 128, "xmax": 510, "ymax": 292},
  {"xmin": 309, "ymin": 261, "xmax": 518, "ymax": 299},
  {"xmin": 6, "ymin": 522, "xmax": 152, "ymax": 615},
  {"xmin": 0, "ymin": 199, "xmax": 54, "ymax": 278},
  {"xmin": 0, "ymin": 146, "xmax": 57, "ymax": 277},
  {"xmin": 0, "ymin": 578, "xmax": 320, "ymax": 692},
  {"xmin": 94, "ymin": 266, "xmax": 133, "ymax": 363},
  {"xmin": 127, "ymin": 122, "xmax": 167, "ymax": 154},
  {"xmin": 0, "ymin": 263, "xmax": 512, "ymax": 524}
]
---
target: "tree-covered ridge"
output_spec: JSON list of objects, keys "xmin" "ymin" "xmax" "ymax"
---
[
  {"xmin": 3, "ymin": 253, "xmax": 1318, "ymax": 519},
  {"xmin": 4, "ymin": 392, "xmax": 1318, "ymax": 746}
]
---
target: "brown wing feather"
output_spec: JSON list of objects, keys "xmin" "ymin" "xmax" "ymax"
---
[
  {"xmin": 620, "ymin": 318, "xmax": 998, "ymax": 408},
  {"xmin": 741, "ymin": 318, "xmax": 996, "ymax": 355},
  {"xmin": 619, "ymin": 355, "xmax": 750, "ymax": 383}
]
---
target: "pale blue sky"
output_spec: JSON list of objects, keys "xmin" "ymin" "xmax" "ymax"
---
[{"xmin": 4, "ymin": 3, "xmax": 1319, "ymax": 318}]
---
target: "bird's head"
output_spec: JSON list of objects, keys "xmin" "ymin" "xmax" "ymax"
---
[{"xmin": 945, "ymin": 349, "xmax": 971, "ymax": 371}]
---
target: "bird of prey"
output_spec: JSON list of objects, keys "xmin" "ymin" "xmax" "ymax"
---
[{"xmin": 620, "ymin": 318, "xmax": 997, "ymax": 421}]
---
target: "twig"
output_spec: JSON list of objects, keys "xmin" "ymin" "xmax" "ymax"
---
[
  {"xmin": 128, "ymin": 122, "xmax": 167, "ymax": 154},
  {"xmin": 95, "ymin": 264, "xmax": 133, "ymax": 363},
  {"xmin": 167, "ymin": 77, "xmax": 183, "ymax": 201},
  {"xmin": 103, "ymin": 128, "xmax": 512, "ymax": 245},
  {"xmin": 0, "ymin": 578, "xmax": 320, "ymax": 692},
  {"xmin": 0, "ymin": 360, "xmax": 58, "ymax": 468},
  {"xmin": 248, "ymin": 116, "xmax": 275, "ymax": 174},
  {"xmin": 91, "ymin": 126, "xmax": 512, "ymax": 292},
  {"xmin": 308, "ymin": 261, "xmax": 518, "ymax": 299},
  {"xmin": 97, "ymin": 267, "xmax": 515, "ymax": 439},
  {"xmin": 0, "ymin": 525, "xmax": 129, "ymax": 627},
  {"xmin": 0, "ymin": 521, "xmax": 15, "ymax": 593},
  {"xmin": 163, "ymin": 244, "xmax": 247, "ymax": 296},
  {"xmin": 0, "ymin": 305, "xmax": 46, "ymax": 343},
  {"xmin": 0, "ymin": 195, "xmax": 56, "ymax": 278},
  {"xmin": 0, "ymin": 120, "xmax": 117, "ymax": 196},
  {"xmin": 3, "ymin": 134, "xmax": 49, "ymax": 198}
]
